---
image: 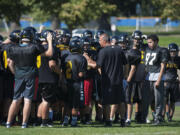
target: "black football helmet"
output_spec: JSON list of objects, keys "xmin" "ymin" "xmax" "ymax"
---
[
  {"xmin": 80, "ymin": 37, "xmax": 91, "ymax": 51},
  {"xmin": 20, "ymin": 28, "xmax": 34, "ymax": 42},
  {"xmin": 34, "ymin": 32, "xmax": 43, "ymax": 44},
  {"xmin": 117, "ymin": 34, "xmax": 129, "ymax": 50},
  {"xmin": 95, "ymin": 30, "xmax": 105, "ymax": 40},
  {"xmin": 41, "ymin": 29, "xmax": 56, "ymax": 42},
  {"xmin": 56, "ymin": 28, "xmax": 71, "ymax": 45},
  {"xmin": 132, "ymin": 30, "xmax": 142, "ymax": 39},
  {"xmin": 83, "ymin": 30, "xmax": 93, "ymax": 39},
  {"xmin": 71, "ymin": 36, "xmax": 81, "ymax": 41},
  {"xmin": 110, "ymin": 35, "xmax": 119, "ymax": 45},
  {"xmin": 69, "ymin": 39, "xmax": 81, "ymax": 53},
  {"xmin": 9, "ymin": 30, "xmax": 21, "ymax": 43},
  {"xmin": 118, "ymin": 34, "xmax": 129, "ymax": 43},
  {"xmin": 24, "ymin": 26, "xmax": 37, "ymax": 37},
  {"xmin": 168, "ymin": 43, "xmax": 179, "ymax": 52},
  {"xmin": 58, "ymin": 28, "xmax": 71, "ymax": 38}
]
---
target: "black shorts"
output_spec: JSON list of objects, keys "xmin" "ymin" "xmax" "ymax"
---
[
  {"xmin": 0, "ymin": 76, "xmax": 3, "ymax": 101},
  {"xmin": 38, "ymin": 83, "xmax": 58, "ymax": 103},
  {"xmin": 67, "ymin": 81, "xmax": 84, "ymax": 109},
  {"xmin": 92, "ymin": 78, "xmax": 101, "ymax": 102},
  {"xmin": 101, "ymin": 83, "xmax": 125, "ymax": 105},
  {"xmin": 125, "ymin": 82, "xmax": 142, "ymax": 104},
  {"xmin": 3, "ymin": 75, "xmax": 14, "ymax": 99},
  {"xmin": 165, "ymin": 81, "xmax": 179, "ymax": 102},
  {"xmin": 55, "ymin": 85, "xmax": 68, "ymax": 102},
  {"xmin": 14, "ymin": 77, "xmax": 35, "ymax": 100},
  {"xmin": 32, "ymin": 77, "xmax": 42, "ymax": 102}
]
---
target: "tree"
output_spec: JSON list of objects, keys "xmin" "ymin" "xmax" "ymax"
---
[
  {"xmin": 147, "ymin": 0, "xmax": 180, "ymax": 22},
  {"xmin": 0, "ymin": 0, "xmax": 30, "ymax": 31},
  {"xmin": 60, "ymin": 0, "xmax": 116, "ymax": 30},
  {"xmin": 25, "ymin": 0, "xmax": 69, "ymax": 30},
  {"xmin": 159, "ymin": 0, "xmax": 180, "ymax": 21}
]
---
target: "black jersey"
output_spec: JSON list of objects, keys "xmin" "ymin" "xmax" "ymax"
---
[
  {"xmin": 62, "ymin": 53, "xmax": 87, "ymax": 82},
  {"xmin": 127, "ymin": 49, "xmax": 141, "ymax": 66},
  {"xmin": 145, "ymin": 46, "xmax": 169, "ymax": 73},
  {"xmin": 0, "ymin": 44, "xmax": 14, "ymax": 71},
  {"xmin": 127, "ymin": 48, "xmax": 141, "ymax": 82},
  {"xmin": 8, "ymin": 43, "xmax": 46, "ymax": 79},
  {"xmin": 164, "ymin": 56, "xmax": 180, "ymax": 81},
  {"xmin": 38, "ymin": 45, "xmax": 59, "ymax": 83},
  {"xmin": 134, "ymin": 43, "xmax": 148, "ymax": 81}
]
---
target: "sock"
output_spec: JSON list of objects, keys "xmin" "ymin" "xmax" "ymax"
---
[
  {"xmin": 37, "ymin": 117, "xmax": 42, "ymax": 124},
  {"xmin": 6, "ymin": 122, "xmax": 10, "ymax": 125},
  {"xmin": 49, "ymin": 110, "xmax": 53, "ymax": 121},
  {"xmin": 72, "ymin": 116, "xmax": 77, "ymax": 121},
  {"xmin": 42, "ymin": 119, "xmax": 48, "ymax": 124}
]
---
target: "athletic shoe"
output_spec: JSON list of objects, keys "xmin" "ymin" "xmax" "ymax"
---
[
  {"xmin": 21, "ymin": 123, "xmax": 28, "ymax": 128},
  {"xmin": 40, "ymin": 123, "xmax": 53, "ymax": 128},
  {"xmin": 152, "ymin": 119, "xmax": 160, "ymax": 126},
  {"xmin": 104, "ymin": 120, "xmax": 112, "ymax": 127},
  {"xmin": 71, "ymin": 121, "xmax": 77, "ymax": 127},
  {"xmin": 168, "ymin": 117, "xmax": 172, "ymax": 122},
  {"xmin": 120, "ymin": 119, "xmax": 125, "ymax": 127},
  {"xmin": 146, "ymin": 119, "xmax": 151, "ymax": 124},
  {"xmin": 6, "ymin": 123, "xmax": 11, "ymax": 128},
  {"xmin": 125, "ymin": 119, "xmax": 131, "ymax": 126},
  {"xmin": 62, "ymin": 116, "xmax": 69, "ymax": 126}
]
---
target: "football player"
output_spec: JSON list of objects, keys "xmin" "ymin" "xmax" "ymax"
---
[{"xmin": 164, "ymin": 43, "xmax": 180, "ymax": 122}]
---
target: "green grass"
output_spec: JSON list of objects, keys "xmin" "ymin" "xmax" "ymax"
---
[
  {"xmin": 142, "ymin": 35, "xmax": 180, "ymax": 47},
  {"xmin": 0, "ymin": 106, "xmax": 180, "ymax": 135},
  {"xmin": 158, "ymin": 35, "xmax": 180, "ymax": 47},
  {"xmin": 117, "ymin": 26, "xmax": 180, "ymax": 35},
  {"xmin": 115, "ymin": 26, "xmax": 180, "ymax": 47}
]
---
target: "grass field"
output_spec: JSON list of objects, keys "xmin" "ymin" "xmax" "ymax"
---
[
  {"xmin": 158, "ymin": 35, "xmax": 180, "ymax": 47},
  {"xmin": 0, "ymin": 106, "xmax": 180, "ymax": 135}
]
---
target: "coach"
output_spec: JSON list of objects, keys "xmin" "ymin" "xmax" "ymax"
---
[{"xmin": 84, "ymin": 33, "xmax": 127, "ymax": 127}]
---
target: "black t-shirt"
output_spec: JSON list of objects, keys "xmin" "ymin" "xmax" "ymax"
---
[
  {"xmin": 145, "ymin": 46, "xmax": 169, "ymax": 73},
  {"xmin": 127, "ymin": 49, "xmax": 141, "ymax": 66},
  {"xmin": 62, "ymin": 53, "xmax": 87, "ymax": 82},
  {"xmin": 127, "ymin": 48, "xmax": 141, "ymax": 81},
  {"xmin": 8, "ymin": 43, "xmax": 46, "ymax": 79},
  {"xmin": 38, "ymin": 45, "xmax": 59, "ymax": 83},
  {"xmin": 97, "ymin": 45, "xmax": 127, "ymax": 86},
  {"xmin": 164, "ymin": 56, "xmax": 180, "ymax": 81}
]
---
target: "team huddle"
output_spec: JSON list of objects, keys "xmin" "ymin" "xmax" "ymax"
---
[{"xmin": 0, "ymin": 26, "xmax": 180, "ymax": 128}]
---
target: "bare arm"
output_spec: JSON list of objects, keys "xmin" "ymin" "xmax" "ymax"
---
[
  {"xmin": 127, "ymin": 65, "xmax": 136, "ymax": 82},
  {"xmin": 41, "ymin": 33, "xmax": 53, "ymax": 57},
  {"xmin": 78, "ymin": 72, "xmax": 84, "ymax": 78},
  {"xmin": 7, "ymin": 58, "xmax": 15, "ymax": 74},
  {"xmin": 49, "ymin": 60, "xmax": 61, "ymax": 75},
  {"xmin": 83, "ymin": 53, "xmax": 97, "ymax": 69},
  {"xmin": 98, "ymin": 68, "xmax": 101, "ymax": 75},
  {"xmin": 3, "ymin": 38, "xmax": 11, "ymax": 44},
  {"xmin": 39, "ymin": 25, "xmax": 45, "ymax": 33}
]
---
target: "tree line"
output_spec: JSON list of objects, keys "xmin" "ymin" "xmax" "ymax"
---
[{"xmin": 0, "ymin": 0, "xmax": 180, "ymax": 31}]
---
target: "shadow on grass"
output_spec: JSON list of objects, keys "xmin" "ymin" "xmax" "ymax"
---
[{"xmin": 4, "ymin": 120, "xmax": 180, "ymax": 129}]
